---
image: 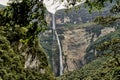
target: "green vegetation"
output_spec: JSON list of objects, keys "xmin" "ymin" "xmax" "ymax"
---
[
  {"xmin": 64, "ymin": 22, "xmax": 96, "ymax": 30},
  {"xmin": 0, "ymin": 0, "xmax": 120, "ymax": 80},
  {"xmin": 0, "ymin": 32, "xmax": 53, "ymax": 80},
  {"xmin": 0, "ymin": 0, "xmax": 54, "ymax": 80},
  {"xmin": 57, "ymin": 55, "xmax": 120, "ymax": 80}
]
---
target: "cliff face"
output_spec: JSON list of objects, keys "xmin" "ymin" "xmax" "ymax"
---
[
  {"xmin": 43, "ymin": 4, "xmax": 114, "ymax": 75},
  {"xmin": 61, "ymin": 26, "xmax": 115, "ymax": 72},
  {"xmin": 44, "ymin": 13, "xmax": 116, "ymax": 75}
]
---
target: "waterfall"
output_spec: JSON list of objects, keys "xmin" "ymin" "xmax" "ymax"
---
[
  {"xmin": 52, "ymin": 14, "xmax": 63, "ymax": 75},
  {"xmin": 42, "ymin": 0, "xmax": 86, "ymax": 76},
  {"xmin": 51, "ymin": 14, "xmax": 55, "ymax": 72},
  {"xmin": 52, "ymin": 14, "xmax": 56, "ymax": 30},
  {"xmin": 54, "ymin": 30, "xmax": 63, "ymax": 75}
]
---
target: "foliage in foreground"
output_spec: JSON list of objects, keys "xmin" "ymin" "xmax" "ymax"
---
[
  {"xmin": 0, "ymin": 32, "xmax": 54, "ymax": 80},
  {"xmin": 0, "ymin": 0, "xmax": 54, "ymax": 80}
]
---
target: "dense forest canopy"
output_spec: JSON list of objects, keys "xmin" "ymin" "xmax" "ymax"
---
[{"xmin": 0, "ymin": 0, "xmax": 54, "ymax": 80}]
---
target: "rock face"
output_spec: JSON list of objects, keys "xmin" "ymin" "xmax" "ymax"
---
[
  {"xmin": 61, "ymin": 26, "xmax": 115, "ymax": 73},
  {"xmin": 40, "ymin": 23, "xmax": 115, "ymax": 75},
  {"xmin": 44, "ymin": 6, "xmax": 114, "ymax": 75}
]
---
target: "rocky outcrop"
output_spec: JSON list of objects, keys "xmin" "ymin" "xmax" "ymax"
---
[{"xmin": 62, "ymin": 26, "xmax": 115, "ymax": 73}]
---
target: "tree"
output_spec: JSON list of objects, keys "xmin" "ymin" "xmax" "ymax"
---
[
  {"xmin": 97, "ymin": 38, "xmax": 120, "ymax": 65},
  {"xmin": 93, "ymin": 0, "xmax": 120, "ymax": 64},
  {"xmin": 0, "ymin": 0, "xmax": 47, "ymax": 42},
  {"xmin": 0, "ymin": 0, "xmax": 54, "ymax": 79}
]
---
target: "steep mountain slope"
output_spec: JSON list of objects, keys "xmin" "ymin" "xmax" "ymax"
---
[
  {"xmin": 61, "ymin": 25, "xmax": 115, "ymax": 72},
  {"xmin": 57, "ymin": 55, "xmax": 120, "ymax": 80},
  {"xmin": 40, "ymin": 2, "xmax": 117, "ymax": 75},
  {"xmin": 57, "ymin": 29, "xmax": 120, "ymax": 80}
]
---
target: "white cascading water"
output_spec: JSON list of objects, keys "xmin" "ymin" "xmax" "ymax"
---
[
  {"xmin": 52, "ymin": 13, "xmax": 63, "ymax": 75},
  {"xmin": 55, "ymin": 30, "xmax": 63, "ymax": 75},
  {"xmin": 42, "ymin": 0, "xmax": 86, "ymax": 76}
]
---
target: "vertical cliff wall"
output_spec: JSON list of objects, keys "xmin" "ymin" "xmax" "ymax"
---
[{"xmin": 62, "ymin": 26, "xmax": 115, "ymax": 73}]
